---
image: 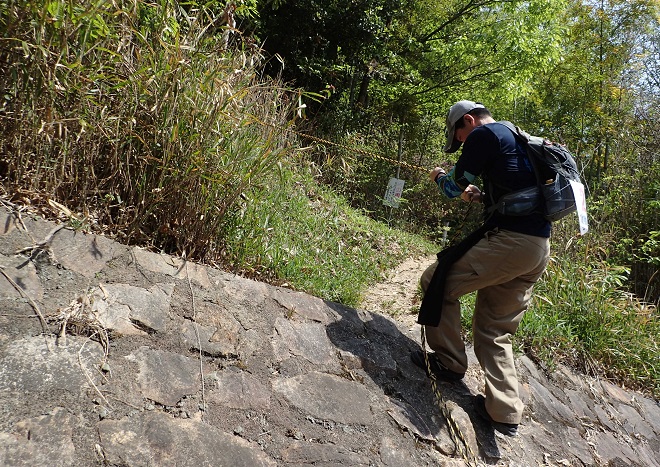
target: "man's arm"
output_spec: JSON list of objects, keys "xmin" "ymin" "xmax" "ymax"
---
[
  {"xmin": 430, "ymin": 167, "xmax": 482, "ymax": 203},
  {"xmin": 431, "ymin": 125, "xmax": 497, "ymax": 202}
]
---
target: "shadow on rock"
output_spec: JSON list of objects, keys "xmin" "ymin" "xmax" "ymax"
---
[{"xmin": 324, "ymin": 300, "xmax": 500, "ymax": 462}]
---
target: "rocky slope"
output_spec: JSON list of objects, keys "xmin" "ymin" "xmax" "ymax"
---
[{"xmin": 0, "ymin": 204, "xmax": 658, "ymax": 466}]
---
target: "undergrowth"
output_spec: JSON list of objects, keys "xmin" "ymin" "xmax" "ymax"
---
[
  {"xmin": 0, "ymin": 0, "xmax": 435, "ymax": 306},
  {"xmin": 1, "ymin": 0, "xmax": 294, "ymax": 260},
  {"xmin": 519, "ymin": 253, "xmax": 659, "ymax": 397}
]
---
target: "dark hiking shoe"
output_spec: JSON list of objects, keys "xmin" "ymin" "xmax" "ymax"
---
[
  {"xmin": 410, "ymin": 350, "xmax": 465, "ymax": 382},
  {"xmin": 473, "ymin": 394, "xmax": 519, "ymax": 437}
]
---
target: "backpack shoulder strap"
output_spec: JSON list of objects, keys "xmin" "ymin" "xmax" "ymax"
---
[
  {"xmin": 494, "ymin": 120, "xmax": 543, "ymax": 180},
  {"xmin": 495, "ymin": 120, "xmax": 532, "ymax": 143}
]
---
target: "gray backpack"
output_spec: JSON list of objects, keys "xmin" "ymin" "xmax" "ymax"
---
[{"xmin": 488, "ymin": 122, "xmax": 582, "ymax": 222}]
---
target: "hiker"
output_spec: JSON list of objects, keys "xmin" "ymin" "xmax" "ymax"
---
[{"xmin": 412, "ymin": 100, "xmax": 551, "ymax": 437}]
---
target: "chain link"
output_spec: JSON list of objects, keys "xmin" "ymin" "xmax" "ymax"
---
[
  {"xmin": 421, "ymin": 326, "xmax": 479, "ymax": 466},
  {"xmin": 292, "ymin": 123, "xmax": 481, "ymax": 465},
  {"xmin": 274, "ymin": 119, "xmax": 480, "ymax": 464},
  {"xmin": 289, "ymin": 128, "xmax": 429, "ymax": 173}
]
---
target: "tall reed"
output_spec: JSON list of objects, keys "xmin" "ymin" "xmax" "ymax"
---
[{"xmin": 1, "ymin": 0, "xmax": 297, "ymax": 260}]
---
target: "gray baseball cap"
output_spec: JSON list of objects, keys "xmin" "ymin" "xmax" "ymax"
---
[{"xmin": 444, "ymin": 100, "xmax": 485, "ymax": 153}]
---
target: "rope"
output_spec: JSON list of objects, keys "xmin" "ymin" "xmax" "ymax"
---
[
  {"xmin": 421, "ymin": 326, "xmax": 479, "ymax": 466},
  {"xmin": 265, "ymin": 117, "xmax": 481, "ymax": 463},
  {"xmin": 251, "ymin": 114, "xmax": 445, "ymax": 181},
  {"xmin": 268, "ymin": 121, "xmax": 430, "ymax": 174}
]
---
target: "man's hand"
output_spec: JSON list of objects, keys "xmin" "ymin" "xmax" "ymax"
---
[
  {"xmin": 461, "ymin": 184, "xmax": 483, "ymax": 203},
  {"xmin": 430, "ymin": 167, "xmax": 446, "ymax": 182}
]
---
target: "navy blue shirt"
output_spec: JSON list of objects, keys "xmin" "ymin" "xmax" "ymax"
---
[{"xmin": 437, "ymin": 121, "xmax": 551, "ymax": 238}]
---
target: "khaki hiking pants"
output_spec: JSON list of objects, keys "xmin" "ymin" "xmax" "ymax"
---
[{"xmin": 420, "ymin": 228, "xmax": 550, "ymax": 425}]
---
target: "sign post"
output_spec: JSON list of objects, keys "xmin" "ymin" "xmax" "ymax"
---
[{"xmin": 383, "ymin": 178, "xmax": 405, "ymax": 208}]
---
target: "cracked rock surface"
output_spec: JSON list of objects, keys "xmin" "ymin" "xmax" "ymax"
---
[{"xmin": 0, "ymin": 206, "xmax": 658, "ymax": 466}]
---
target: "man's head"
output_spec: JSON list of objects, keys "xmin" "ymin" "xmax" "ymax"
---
[{"xmin": 443, "ymin": 100, "xmax": 492, "ymax": 153}]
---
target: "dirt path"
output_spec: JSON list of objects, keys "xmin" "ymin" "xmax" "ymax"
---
[{"xmin": 359, "ymin": 254, "xmax": 436, "ymax": 329}]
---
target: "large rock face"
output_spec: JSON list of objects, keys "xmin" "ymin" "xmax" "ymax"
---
[{"xmin": 0, "ymin": 206, "xmax": 659, "ymax": 466}]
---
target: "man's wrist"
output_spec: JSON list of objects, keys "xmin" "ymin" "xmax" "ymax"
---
[{"xmin": 434, "ymin": 171, "xmax": 446, "ymax": 182}]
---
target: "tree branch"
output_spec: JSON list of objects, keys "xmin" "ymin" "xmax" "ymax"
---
[{"xmin": 419, "ymin": 0, "xmax": 517, "ymax": 44}]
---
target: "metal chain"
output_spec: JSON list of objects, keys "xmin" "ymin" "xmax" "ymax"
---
[
  {"xmin": 286, "ymin": 128, "xmax": 430, "ymax": 173},
  {"xmin": 291, "ymin": 122, "xmax": 480, "ymax": 466},
  {"xmin": 421, "ymin": 326, "xmax": 479, "ymax": 467},
  {"xmin": 275, "ymin": 119, "xmax": 480, "ymax": 464}
]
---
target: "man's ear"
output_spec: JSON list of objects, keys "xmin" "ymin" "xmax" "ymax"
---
[{"xmin": 463, "ymin": 113, "xmax": 476, "ymax": 127}]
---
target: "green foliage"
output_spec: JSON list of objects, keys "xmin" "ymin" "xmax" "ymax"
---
[
  {"xmin": 251, "ymin": 0, "xmax": 406, "ymax": 95},
  {"xmin": 254, "ymin": 0, "xmax": 568, "ymax": 109},
  {"xmin": 638, "ymin": 231, "xmax": 660, "ymax": 267},
  {"xmin": 519, "ymin": 253, "xmax": 659, "ymax": 397},
  {"xmin": 251, "ymin": 0, "xmax": 571, "ymax": 262}
]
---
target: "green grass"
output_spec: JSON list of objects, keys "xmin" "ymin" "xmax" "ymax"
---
[
  {"xmin": 222, "ymin": 168, "xmax": 437, "ymax": 307},
  {"xmin": 518, "ymin": 253, "xmax": 659, "ymax": 397}
]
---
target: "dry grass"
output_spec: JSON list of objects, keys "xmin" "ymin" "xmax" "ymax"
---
[{"xmin": 1, "ymin": 0, "xmax": 298, "ymax": 263}]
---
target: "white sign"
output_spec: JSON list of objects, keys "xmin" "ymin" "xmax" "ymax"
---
[
  {"xmin": 570, "ymin": 180, "xmax": 589, "ymax": 235},
  {"xmin": 383, "ymin": 178, "xmax": 405, "ymax": 208}
]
